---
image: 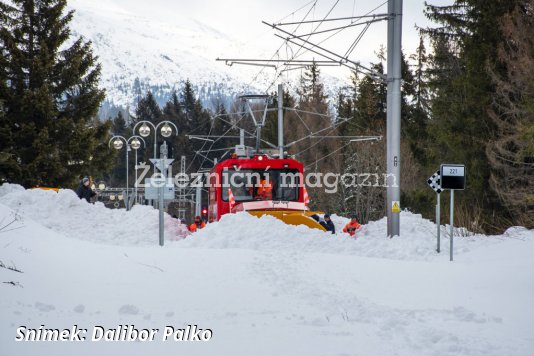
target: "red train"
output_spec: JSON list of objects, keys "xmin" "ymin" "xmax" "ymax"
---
[{"xmin": 207, "ymin": 153, "xmax": 325, "ymax": 230}]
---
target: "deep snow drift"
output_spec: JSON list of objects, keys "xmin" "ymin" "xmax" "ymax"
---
[
  {"xmin": 0, "ymin": 184, "xmax": 185, "ymax": 245},
  {"xmin": 1, "ymin": 184, "xmax": 533, "ymax": 356}
]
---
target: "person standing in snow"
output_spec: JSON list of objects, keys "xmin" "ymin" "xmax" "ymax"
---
[
  {"xmin": 310, "ymin": 214, "xmax": 326, "ymax": 228},
  {"xmin": 310, "ymin": 214, "xmax": 335, "ymax": 234},
  {"xmin": 189, "ymin": 216, "xmax": 206, "ymax": 232},
  {"xmin": 76, "ymin": 176, "xmax": 96, "ymax": 203},
  {"xmin": 343, "ymin": 215, "xmax": 361, "ymax": 237},
  {"xmin": 324, "ymin": 214, "xmax": 335, "ymax": 234}
]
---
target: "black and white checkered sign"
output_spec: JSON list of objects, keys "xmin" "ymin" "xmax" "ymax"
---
[{"xmin": 427, "ymin": 170, "xmax": 442, "ymax": 194}]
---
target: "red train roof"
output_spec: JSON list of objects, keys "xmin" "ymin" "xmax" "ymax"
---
[{"xmin": 211, "ymin": 154, "xmax": 304, "ymax": 172}]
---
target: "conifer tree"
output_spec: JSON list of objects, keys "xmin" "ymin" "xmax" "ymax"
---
[
  {"xmin": 486, "ymin": 0, "xmax": 534, "ymax": 227},
  {"xmin": 134, "ymin": 91, "xmax": 162, "ymax": 124},
  {"xmin": 422, "ymin": 0, "xmax": 521, "ymax": 231},
  {"xmin": 261, "ymin": 91, "xmax": 279, "ymax": 147},
  {"xmin": 111, "ymin": 111, "xmax": 128, "ymax": 136},
  {"xmin": 107, "ymin": 111, "xmax": 129, "ymax": 186},
  {"xmin": 0, "ymin": 0, "xmax": 110, "ymax": 187},
  {"xmin": 133, "ymin": 91, "xmax": 162, "ymax": 159},
  {"xmin": 292, "ymin": 63, "xmax": 339, "ymax": 212},
  {"xmin": 181, "ymin": 79, "xmax": 196, "ymax": 131}
]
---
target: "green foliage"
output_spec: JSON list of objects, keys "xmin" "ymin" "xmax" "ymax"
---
[
  {"xmin": 0, "ymin": 0, "xmax": 110, "ymax": 188},
  {"xmin": 416, "ymin": 0, "xmax": 528, "ymax": 231}
]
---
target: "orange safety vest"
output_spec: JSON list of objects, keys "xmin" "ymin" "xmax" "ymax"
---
[
  {"xmin": 189, "ymin": 221, "xmax": 206, "ymax": 232},
  {"xmin": 257, "ymin": 179, "xmax": 272, "ymax": 199},
  {"xmin": 343, "ymin": 221, "xmax": 361, "ymax": 236}
]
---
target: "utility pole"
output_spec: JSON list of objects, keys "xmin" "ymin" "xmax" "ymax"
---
[
  {"xmin": 386, "ymin": 0, "xmax": 403, "ymax": 237},
  {"xmin": 240, "ymin": 129, "xmax": 245, "ymax": 146},
  {"xmin": 178, "ymin": 155, "xmax": 186, "ymax": 221},
  {"xmin": 126, "ymin": 144, "xmax": 130, "ymax": 210},
  {"xmin": 278, "ymin": 84, "xmax": 284, "ymax": 158},
  {"xmin": 159, "ymin": 142, "xmax": 168, "ymax": 246},
  {"xmin": 195, "ymin": 185, "xmax": 202, "ymax": 217}
]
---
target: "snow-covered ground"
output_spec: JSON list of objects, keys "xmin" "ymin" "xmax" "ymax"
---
[{"xmin": 1, "ymin": 184, "xmax": 533, "ymax": 356}]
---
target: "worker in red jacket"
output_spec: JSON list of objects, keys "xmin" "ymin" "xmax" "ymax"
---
[
  {"xmin": 189, "ymin": 216, "xmax": 206, "ymax": 232},
  {"xmin": 343, "ymin": 215, "xmax": 361, "ymax": 236}
]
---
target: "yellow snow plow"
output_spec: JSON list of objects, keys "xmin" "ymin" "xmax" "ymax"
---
[
  {"xmin": 33, "ymin": 186, "xmax": 60, "ymax": 192},
  {"xmin": 233, "ymin": 201, "xmax": 327, "ymax": 231},
  {"xmin": 247, "ymin": 210, "xmax": 327, "ymax": 231}
]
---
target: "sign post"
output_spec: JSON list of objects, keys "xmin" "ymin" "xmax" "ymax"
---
[
  {"xmin": 149, "ymin": 142, "xmax": 174, "ymax": 247},
  {"xmin": 450, "ymin": 190, "xmax": 454, "ymax": 261},
  {"xmin": 427, "ymin": 170, "xmax": 443, "ymax": 253},
  {"xmin": 440, "ymin": 164, "xmax": 466, "ymax": 261},
  {"xmin": 436, "ymin": 193, "xmax": 441, "ymax": 253}
]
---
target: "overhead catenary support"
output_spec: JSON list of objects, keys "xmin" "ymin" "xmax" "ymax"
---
[
  {"xmin": 239, "ymin": 94, "xmax": 271, "ymax": 154},
  {"xmin": 215, "ymin": 2, "xmax": 395, "ymax": 238},
  {"xmin": 195, "ymin": 184, "xmax": 202, "ymax": 217},
  {"xmin": 278, "ymin": 83, "xmax": 284, "ymax": 158},
  {"xmin": 386, "ymin": 0, "xmax": 403, "ymax": 237},
  {"xmin": 240, "ymin": 129, "xmax": 245, "ymax": 146},
  {"xmin": 263, "ymin": 21, "xmax": 384, "ymax": 80},
  {"xmin": 178, "ymin": 156, "xmax": 187, "ymax": 221},
  {"xmin": 275, "ymin": 13, "xmax": 390, "ymax": 26},
  {"xmin": 159, "ymin": 142, "xmax": 168, "ymax": 246}
]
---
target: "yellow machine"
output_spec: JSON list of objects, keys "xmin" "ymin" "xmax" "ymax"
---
[
  {"xmin": 33, "ymin": 186, "xmax": 60, "ymax": 192},
  {"xmin": 247, "ymin": 210, "xmax": 327, "ymax": 231}
]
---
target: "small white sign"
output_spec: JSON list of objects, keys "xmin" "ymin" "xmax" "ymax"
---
[
  {"xmin": 145, "ymin": 178, "xmax": 175, "ymax": 200},
  {"xmin": 442, "ymin": 166, "xmax": 465, "ymax": 177}
]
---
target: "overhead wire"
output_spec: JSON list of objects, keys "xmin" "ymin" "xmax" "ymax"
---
[
  {"xmin": 197, "ymin": 1, "xmax": 386, "ymax": 174},
  {"xmin": 265, "ymin": 0, "xmax": 342, "ymax": 91},
  {"xmin": 277, "ymin": 0, "xmax": 389, "ymax": 71},
  {"xmin": 304, "ymin": 139, "xmax": 353, "ymax": 170},
  {"xmin": 247, "ymin": 1, "xmax": 318, "ymax": 88}
]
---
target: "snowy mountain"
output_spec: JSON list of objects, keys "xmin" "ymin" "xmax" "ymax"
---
[{"xmin": 66, "ymin": 0, "xmax": 349, "ymax": 118}]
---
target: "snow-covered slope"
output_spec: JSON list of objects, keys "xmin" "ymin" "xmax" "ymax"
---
[
  {"xmin": 1, "ymin": 184, "xmax": 534, "ymax": 356},
  {"xmin": 66, "ymin": 0, "xmax": 349, "ymax": 116},
  {"xmin": 66, "ymin": 0, "xmax": 259, "ymax": 111}
]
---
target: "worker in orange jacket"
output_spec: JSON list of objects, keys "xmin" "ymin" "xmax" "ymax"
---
[
  {"xmin": 189, "ymin": 216, "xmax": 206, "ymax": 232},
  {"xmin": 343, "ymin": 215, "xmax": 361, "ymax": 236},
  {"xmin": 257, "ymin": 178, "xmax": 272, "ymax": 200}
]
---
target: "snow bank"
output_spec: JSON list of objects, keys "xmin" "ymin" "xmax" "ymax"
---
[
  {"xmin": 1, "ymin": 183, "xmax": 531, "ymax": 261},
  {"xmin": 0, "ymin": 183, "xmax": 185, "ymax": 245},
  {"xmin": 178, "ymin": 210, "xmax": 529, "ymax": 261},
  {"xmin": 2, "ymin": 184, "xmax": 534, "ymax": 356}
]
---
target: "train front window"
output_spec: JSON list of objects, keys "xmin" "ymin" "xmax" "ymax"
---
[{"xmin": 221, "ymin": 169, "xmax": 300, "ymax": 202}]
